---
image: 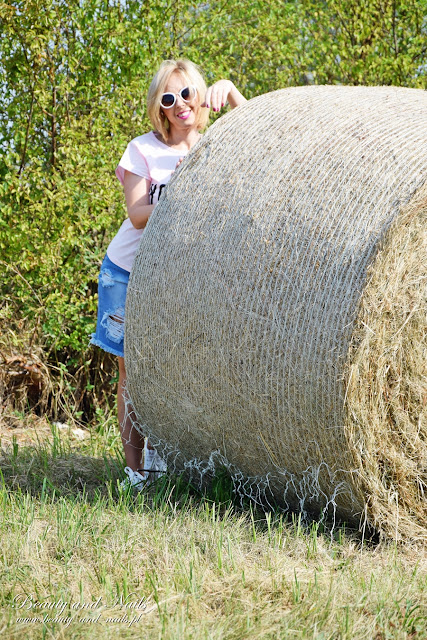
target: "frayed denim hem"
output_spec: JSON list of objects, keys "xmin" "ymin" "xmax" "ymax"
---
[{"xmin": 90, "ymin": 335, "xmax": 124, "ymax": 359}]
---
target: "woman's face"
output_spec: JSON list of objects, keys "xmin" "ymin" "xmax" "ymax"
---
[{"xmin": 161, "ymin": 71, "xmax": 199, "ymax": 134}]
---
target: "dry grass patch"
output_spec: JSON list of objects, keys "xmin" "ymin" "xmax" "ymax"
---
[{"xmin": 0, "ymin": 421, "xmax": 426, "ymax": 639}]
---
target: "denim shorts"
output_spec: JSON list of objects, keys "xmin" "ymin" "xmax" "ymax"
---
[{"xmin": 90, "ymin": 253, "xmax": 130, "ymax": 358}]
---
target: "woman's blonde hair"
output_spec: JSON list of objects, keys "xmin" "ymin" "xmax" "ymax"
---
[{"xmin": 147, "ymin": 59, "xmax": 209, "ymax": 143}]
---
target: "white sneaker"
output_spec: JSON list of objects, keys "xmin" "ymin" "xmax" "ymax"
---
[
  {"xmin": 144, "ymin": 447, "xmax": 167, "ymax": 484},
  {"xmin": 120, "ymin": 466, "xmax": 148, "ymax": 492}
]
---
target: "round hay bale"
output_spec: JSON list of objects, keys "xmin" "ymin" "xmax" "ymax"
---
[{"xmin": 125, "ymin": 85, "xmax": 427, "ymax": 541}]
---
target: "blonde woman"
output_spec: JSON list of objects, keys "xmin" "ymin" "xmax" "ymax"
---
[{"xmin": 91, "ymin": 59, "xmax": 246, "ymax": 489}]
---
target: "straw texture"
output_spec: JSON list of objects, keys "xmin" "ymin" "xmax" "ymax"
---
[{"xmin": 125, "ymin": 86, "xmax": 427, "ymax": 540}]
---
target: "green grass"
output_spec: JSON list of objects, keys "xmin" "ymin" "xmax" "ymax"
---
[{"xmin": 0, "ymin": 418, "xmax": 426, "ymax": 639}]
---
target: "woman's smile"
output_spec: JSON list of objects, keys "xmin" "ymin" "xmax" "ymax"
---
[{"xmin": 176, "ymin": 109, "xmax": 191, "ymax": 120}]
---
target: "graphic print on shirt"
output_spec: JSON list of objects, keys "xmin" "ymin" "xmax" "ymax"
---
[{"xmin": 149, "ymin": 183, "xmax": 166, "ymax": 204}]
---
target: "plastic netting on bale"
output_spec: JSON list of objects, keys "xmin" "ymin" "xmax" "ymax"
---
[{"xmin": 124, "ymin": 85, "xmax": 427, "ymax": 541}]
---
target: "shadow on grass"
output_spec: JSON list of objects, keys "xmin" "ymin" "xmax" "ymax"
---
[
  {"xmin": 0, "ymin": 441, "xmax": 122, "ymax": 502},
  {"xmin": 0, "ymin": 438, "xmax": 368, "ymax": 544},
  {"xmin": 0, "ymin": 437, "xmax": 245, "ymax": 513}
]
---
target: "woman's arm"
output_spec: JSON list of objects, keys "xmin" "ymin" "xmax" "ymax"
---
[
  {"xmin": 123, "ymin": 170, "xmax": 155, "ymax": 229},
  {"xmin": 202, "ymin": 80, "xmax": 247, "ymax": 112}
]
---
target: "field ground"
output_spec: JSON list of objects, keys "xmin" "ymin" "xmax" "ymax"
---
[{"xmin": 0, "ymin": 412, "xmax": 426, "ymax": 640}]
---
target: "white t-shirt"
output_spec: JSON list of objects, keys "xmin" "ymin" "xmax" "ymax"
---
[{"xmin": 107, "ymin": 131, "xmax": 188, "ymax": 272}]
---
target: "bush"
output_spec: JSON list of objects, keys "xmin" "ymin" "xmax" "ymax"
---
[{"xmin": 1, "ymin": 0, "xmax": 425, "ymax": 421}]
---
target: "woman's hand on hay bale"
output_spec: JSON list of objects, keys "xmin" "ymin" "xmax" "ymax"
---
[{"xmin": 202, "ymin": 80, "xmax": 247, "ymax": 112}]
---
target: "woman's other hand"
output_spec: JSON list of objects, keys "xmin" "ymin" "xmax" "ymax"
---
[{"xmin": 202, "ymin": 80, "xmax": 247, "ymax": 112}]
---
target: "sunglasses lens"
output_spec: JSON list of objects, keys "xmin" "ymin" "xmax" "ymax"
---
[
  {"xmin": 161, "ymin": 93, "xmax": 175, "ymax": 108},
  {"xmin": 181, "ymin": 86, "xmax": 196, "ymax": 102}
]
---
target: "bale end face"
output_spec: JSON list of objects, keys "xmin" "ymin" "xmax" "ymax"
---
[{"xmin": 346, "ymin": 184, "xmax": 427, "ymax": 541}]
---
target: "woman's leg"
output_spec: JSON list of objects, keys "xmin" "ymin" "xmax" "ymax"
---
[{"xmin": 117, "ymin": 356, "xmax": 146, "ymax": 470}]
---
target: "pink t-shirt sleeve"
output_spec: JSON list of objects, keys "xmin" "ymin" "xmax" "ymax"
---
[{"xmin": 115, "ymin": 139, "xmax": 150, "ymax": 185}]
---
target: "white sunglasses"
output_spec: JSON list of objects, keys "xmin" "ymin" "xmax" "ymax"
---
[{"xmin": 160, "ymin": 85, "xmax": 197, "ymax": 109}]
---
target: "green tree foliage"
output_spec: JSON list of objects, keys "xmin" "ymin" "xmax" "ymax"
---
[
  {"xmin": 0, "ymin": 0, "xmax": 425, "ymax": 417},
  {"xmin": 299, "ymin": 0, "xmax": 427, "ymax": 85}
]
